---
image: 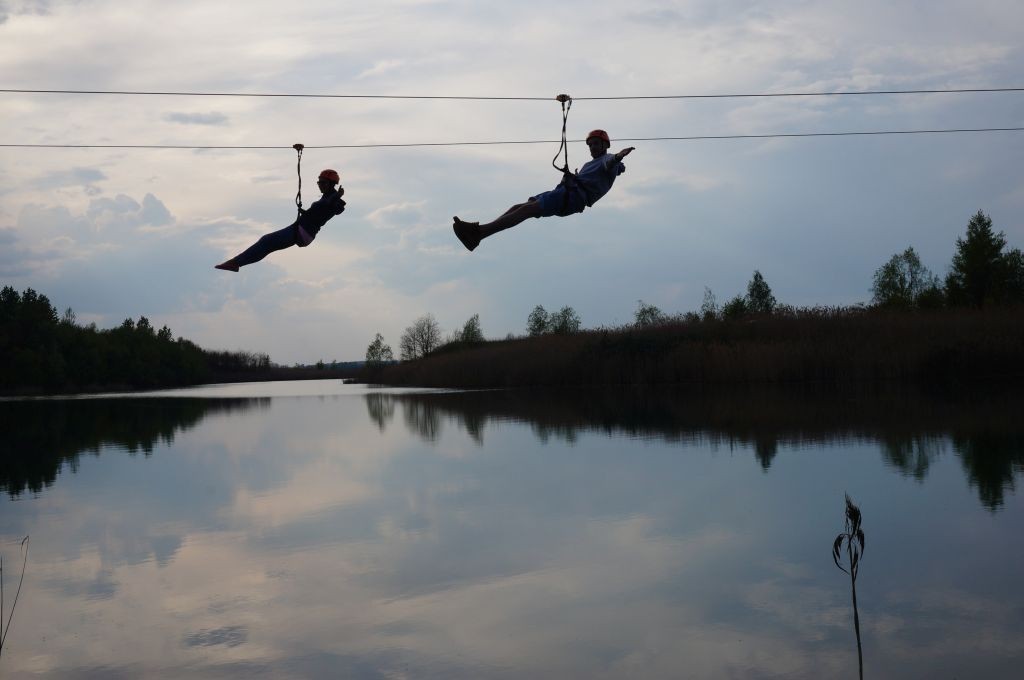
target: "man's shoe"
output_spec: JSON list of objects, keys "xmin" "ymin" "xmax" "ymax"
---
[
  {"xmin": 453, "ymin": 217, "xmax": 481, "ymax": 252},
  {"xmin": 214, "ymin": 260, "xmax": 239, "ymax": 272}
]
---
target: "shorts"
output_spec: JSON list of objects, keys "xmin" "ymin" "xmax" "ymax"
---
[{"xmin": 530, "ymin": 184, "xmax": 587, "ymax": 218}]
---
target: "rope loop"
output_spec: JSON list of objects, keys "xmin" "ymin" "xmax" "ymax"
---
[
  {"xmin": 293, "ymin": 143, "xmax": 304, "ymax": 214},
  {"xmin": 551, "ymin": 94, "xmax": 572, "ymax": 175}
]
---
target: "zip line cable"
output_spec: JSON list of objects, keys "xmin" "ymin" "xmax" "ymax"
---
[
  {"xmin": 3, "ymin": 127, "xmax": 1024, "ymax": 150},
  {"xmin": 1, "ymin": 87, "xmax": 1023, "ymax": 100}
]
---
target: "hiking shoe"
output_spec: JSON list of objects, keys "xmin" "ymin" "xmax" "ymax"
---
[
  {"xmin": 453, "ymin": 217, "xmax": 481, "ymax": 252},
  {"xmin": 214, "ymin": 259, "xmax": 239, "ymax": 272}
]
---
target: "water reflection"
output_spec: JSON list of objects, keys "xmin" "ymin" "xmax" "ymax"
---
[
  {"xmin": 0, "ymin": 383, "xmax": 1021, "ymax": 678},
  {"xmin": 367, "ymin": 386, "xmax": 1024, "ymax": 512},
  {"xmin": 1, "ymin": 397, "xmax": 267, "ymax": 497}
]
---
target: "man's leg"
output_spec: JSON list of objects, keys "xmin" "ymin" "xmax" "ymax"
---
[
  {"xmin": 453, "ymin": 196, "xmax": 545, "ymax": 252},
  {"xmin": 480, "ymin": 200, "xmax": 542, "ymax": 237}
]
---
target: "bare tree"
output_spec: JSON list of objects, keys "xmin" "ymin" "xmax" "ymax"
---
[{"xmin": 399, "ymin": 314, "xmax": 441, "ymax": 360}]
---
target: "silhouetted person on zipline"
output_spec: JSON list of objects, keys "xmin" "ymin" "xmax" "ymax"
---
[
  {"xmin": 453, "ymin": 129, "xmax": 634, "ymax": 251},
  {"xmin": 215, "ymin": 169, "xmax": 346, "ymax": 271}
]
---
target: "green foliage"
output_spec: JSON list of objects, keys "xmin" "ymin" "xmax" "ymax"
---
[
  {"xmin": 460, "ymin": 313, "xmax": 484, "ymax": 343},
  {"xmin": 946, "ymin": 210, "xmax": 1012, "ymax": 307},
  {"xmin": 999, "ymin": 247, "xmax": 1024, "ymax": 303},
  {"xmin": 365, "ymin": 332, "xmax": 395, "ymax": 364},
  {"xmin": 746, "ymin": 270, "xmax": 777, "ymax": 314},
  {"xmin": 548, "ymin": 306, "xmax": 581, "ymax": 335},
  {"xmin": 871, "ymin": 247, "xmax": 941, "ymax": 309},
  {"xmin": 721, "ymin": 294, "xmax": 749, "ymax": 319},
  {"xmin": 526, "ymin": 305, "xmax": 549, "ymax": 337},
  {"xmin": 0, "ymin": 285, "xmax": 270, "ymax": 393},
  {"xmin": 526, "ymin": 304, "xmax": 581, "ymax": 335},
  {"xmin": 634, "ymin": 300, "xmax": 666, "ymax": 328}
]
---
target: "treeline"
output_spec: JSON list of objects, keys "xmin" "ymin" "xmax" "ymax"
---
[
  {"xmin": 357, "ymin": 210, "xmax": 1024, "ymax": 387},
  {"xmin": 0, "ymin": 286, "xmax": 271, "ymax": 394},
  {"xmin": 357, "ymin": 305, "xmax": 1024, "ymax": 388}
]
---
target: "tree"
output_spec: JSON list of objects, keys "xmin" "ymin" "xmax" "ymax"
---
[
  {"xmin": 721, "ymin": 294, "xmax": 748, "ymax": 319},
  {"xmin": 871, "ymin": 247, "xmax": 940, "ymax": 309},
  {"xmin": 365, "ymin": 333, "xmax": 394, "ymax": 364},
  {"xmin": 634, "ymin": 300, "xmax": 666, "ymax": 328},
  {"xmin": 746, "ymin": 270, "xmax": 777, "ymax": 314},
  {"xmin": 549, "ymin": 306, "xmax": 581, "ymax": 335},
  {"xmin": 460, "ymin": 313, "xmax": 484, "ymax": 343},
  {"xmin": 526, "ymin": 305, "xmax": 549, "ymax": 337},
  {"xmin": 1001, "ymin": 248, "xmax": 1024, "ymax": 303},
  {"xmin": 399, "ymin": 314, "xmax": 441, "ymax": 360},
  {"xmin": 700, "ymin": 287, "xmax": 717, "ymax": 321},
  {"xmin": 946, "ymin": 210, "xmax": 1007, "ymax": 308}
]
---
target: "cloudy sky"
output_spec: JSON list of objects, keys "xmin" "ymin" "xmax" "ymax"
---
[{"xmin": 2, "ymin": 0, "xmax": 1022, "ymax": 364}]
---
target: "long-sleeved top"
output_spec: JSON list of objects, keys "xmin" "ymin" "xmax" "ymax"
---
[{"xmin": 297, "ymin": 189, "xmax": 346, "ymax": 237}]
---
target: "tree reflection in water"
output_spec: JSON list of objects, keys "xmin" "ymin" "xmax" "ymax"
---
[
  {"xmin": 0, "ymin": 398, "xmax": 267, "ymax": 497},
  {"xmin": 366, "ymin": 385, "xmax": 1024, "ymax": 512}
]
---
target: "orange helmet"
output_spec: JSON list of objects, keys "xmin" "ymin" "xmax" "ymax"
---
[
  {"xmin": 318, "ymin": 169, "xmax": 340, "ymax": 184},
  {"xmin": 586, "ymin": 129, "xmax": 610, "ymax": 145}
]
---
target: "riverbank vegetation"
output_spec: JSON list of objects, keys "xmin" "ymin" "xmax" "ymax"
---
[
  {"xmin": 359, "ymin": 305, "xmax": 1024, "ymax": 388},
  {"xmin": 360, "ymin": 210, "xmax": 1024, "ymax": 388},
  {"xmin": 1, "ymin": 287, "xmax": 282, "ymax": 394}
]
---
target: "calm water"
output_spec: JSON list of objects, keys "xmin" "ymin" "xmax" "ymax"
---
[{"xmin": 1, "ymin": 381, "xmax": 1023, "ymax": 678}]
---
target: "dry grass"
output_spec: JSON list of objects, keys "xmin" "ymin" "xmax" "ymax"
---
[{"xmin": 358, "ymin": 306, "xmax": 1024, "ymax": 388}]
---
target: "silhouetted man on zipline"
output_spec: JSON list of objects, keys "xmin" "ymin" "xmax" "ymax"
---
[
  {"xmin": 215, "ymin": 169, "xmax": 346, "ymax": 271},
  {"xmin": 453, "ymin": 130, "xmax": 634, "ymax": 251}
]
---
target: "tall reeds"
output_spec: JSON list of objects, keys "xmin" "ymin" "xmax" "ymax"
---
[{"xmin": 357, "ymin": 306, "xmax": 1024, "ymax": 389}]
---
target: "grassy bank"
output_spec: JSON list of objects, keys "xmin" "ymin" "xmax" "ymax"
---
[{"xmin": 358, "ymin": 306, "xmax": 1024, "ymax": 388}]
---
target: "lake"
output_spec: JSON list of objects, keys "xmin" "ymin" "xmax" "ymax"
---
[{"xmin": 1, "ymin": 380, "xmax": 1022, "ymax": 678}]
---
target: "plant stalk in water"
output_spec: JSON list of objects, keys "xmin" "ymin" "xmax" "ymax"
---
[
  {"xmin": 833, "ymin": 496, "xmax": 865, "ymax": 680},
  {"xmin": 0, "ymin": 536, "xmax": 30, "ymax": 659}
]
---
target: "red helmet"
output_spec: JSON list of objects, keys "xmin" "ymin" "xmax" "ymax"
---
[
  {"xmin": 318, "ymin": 169, "xmax": 340, "ymax": 184},
  {"xmin": 586, "ymin": 129, "xmax": 610, "ymax": 145}
]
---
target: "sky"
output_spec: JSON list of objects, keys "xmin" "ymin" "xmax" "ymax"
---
[{"xmin": 1, "ymin": 0, "xmax": 1022, "ymax": 364}]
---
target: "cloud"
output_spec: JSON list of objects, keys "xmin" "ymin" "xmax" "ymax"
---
[
  {"xmin": 38, "ymin": 166, "xmax": 107, "ymax": 194},
  {"xmin": 141, "ymin": 193, "xmax": 173, "ymax": 226},
  {"xmin": 84, "ymin": 193, "xmax": 175, "ymax": 235},
  {"xmin": 0, "ymin": 0, "xmax": 51, "ymax": 23},
  {"xmin": 356, "ymin": 59, "xmax": 406, "ymax": 80},
  {"xmin": 366, "ymin": 201, "xmax": 427, "ymax": 231},
  {"xmin": 163, "ymin": 111, "xmax": 229, "ymax": 126}
]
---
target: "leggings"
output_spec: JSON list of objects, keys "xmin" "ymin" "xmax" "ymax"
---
[{"xmin": 235, "ymin": 224, "xmax": 298, "ymax": 267}]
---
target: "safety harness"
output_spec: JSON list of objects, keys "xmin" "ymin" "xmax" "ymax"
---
[{"xmin": 551, "ymin": 94, "xmax": 585, "ymax": 215}]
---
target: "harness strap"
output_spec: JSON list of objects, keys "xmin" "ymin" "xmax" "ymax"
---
[
  {"xmin": 293, "ymin": 143, "xmax": 304, "ymax": 218},
  {"xmin": 550, "ymin": 95, "xmax": 579, "ymax": 214},
  {"xmin": 551, "ymin": 94, "xmax": 572, "ymax": 175}
]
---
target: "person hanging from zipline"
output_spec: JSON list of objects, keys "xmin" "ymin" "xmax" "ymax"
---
[
  {"xmin": 453, "ymin": 129, "xmax": 634, "ymax": 252},
  {"xmin": 215, "ymin": 160, "xmax": 346, "ymax": 271}
]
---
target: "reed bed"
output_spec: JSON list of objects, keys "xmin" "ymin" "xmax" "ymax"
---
[{"xmin": 359, "ymin": 306, "xmax": 1024, "ymax": 389}]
